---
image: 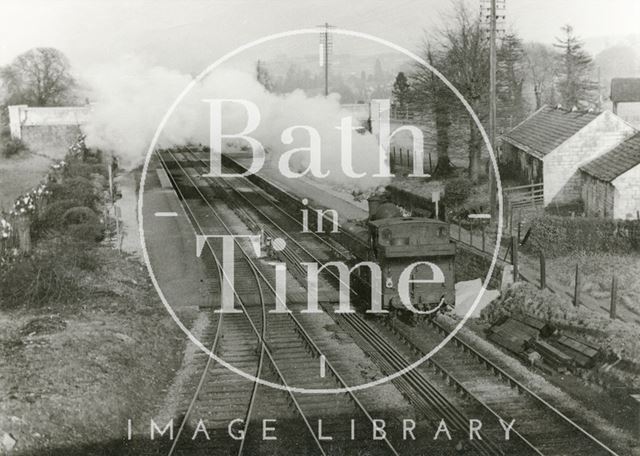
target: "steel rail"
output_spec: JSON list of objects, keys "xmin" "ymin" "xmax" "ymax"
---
[
  {"xmin": 160, "ymin": 150, "xmax": 399, "ymax": 455},
  {"xmin": 426, "ymin": 317, "xmax": 620, "ymax": 456},
  {"xmin": 179, "ymin": 148, "xmax": 503, "ymax": 456},
  {"xmin": 181, "ymin": 146, "xmax": 621, "ymax": 456},
  {"xmin": 160, "ymin": 153, "xmax": 267, "ymax": 456}
]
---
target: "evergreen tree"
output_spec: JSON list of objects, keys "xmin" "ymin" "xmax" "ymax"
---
[
  {"xmin": 391, "ymin": 72, "xmax": 411, "ymax": 114},
  {"xmin": 553, "ymin": 25, "xmax": 597, "ymax": 108}
]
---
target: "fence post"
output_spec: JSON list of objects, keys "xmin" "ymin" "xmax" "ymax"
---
[
  {"xmin": 508, "ymin": 201, "xmax": 513, "ymax": 235},
  {"xmin": 631, "ymin": 394, "xmax": 640, "ymax": 441},
  {"xmin": 469, "ymin": 223, "xmax": 473, "ymax": 245},
  {"xmin": 16, "ymin": 215, "xmax": 31, "ymax": 254},
  {"xmin": 481, "ymin": 225, "xmax": 486, "ymax": 252},
  {"xmin": 610, "ymin": 275, "xmax": 618, "ymax": 320},
  {"xmin": 531, "ymin": 185, "xmax": 534, "ymax": 205},
  {"xmin": 458, "ymin": 223, "xmax": 461, "ymax": 241},
  {"xmin": 574, "ymin": 264, "xmax": 581, "ymax": 307},
  {"xmin": 512, "ymin": 236, "xmax": 519, "ymax": 282},
  {"xmin": 539, "ymin": 252, "xmax": 546, "ymax": 289}
]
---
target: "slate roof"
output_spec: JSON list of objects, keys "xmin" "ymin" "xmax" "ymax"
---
[
  {"xmin": 611, "ymin": 78, "xmax": 640, "ymax": 103},
  {"xmin": 580, "ymin": 132, "xmax": 640, "ymax": 182},
  {"xmin": 501, "ymin": 105, "xmax": 600, "ymax": 159}
]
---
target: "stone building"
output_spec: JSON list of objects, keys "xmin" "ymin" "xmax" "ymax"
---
[
  {"xmin": 579, "ymin": 132, "xmax": 640, "ymax": 219},
  {"xmin": 500, "ymin": 105, "xmax": 636, "ymax": 206},
  {"xmin": 611, "ymin": 78, "xmax": 640, "ymax": 115}
]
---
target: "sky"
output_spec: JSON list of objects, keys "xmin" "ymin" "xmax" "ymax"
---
[{"xmin": 0, "ymin": 0, "xmax": 639, "ymax": 73}]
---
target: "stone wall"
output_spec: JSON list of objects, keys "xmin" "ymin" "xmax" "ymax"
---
[
  {"xmin": 21, "ymin": 125, "xmax": 83, "ymax": 160},
  {"xmin": 7, "ymin": 105, "xmax": 90, "ymax": 159},
  {"xmin": 543, "ymin": 111, "xmax": 635, "ymax": 206}
]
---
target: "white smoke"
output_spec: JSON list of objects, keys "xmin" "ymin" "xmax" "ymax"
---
[{"xmin": 83, "ymin": 56, "xmax": 388, "ymax": 192}]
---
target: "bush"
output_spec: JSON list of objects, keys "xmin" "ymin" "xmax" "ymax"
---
[
  {"xmin": 522, "ymin": 215, "xmax": 640, "ymax": 257},
  {"xmin": 68, "ymin": 221, "xmax": 104, "ymax": 243},
  {"xmin": 32, "ymin": 199, "xmax": 80, "ymax": 236},
  {"xmin": 49, "ymin": 177, "xmax": 100, "ymax": 209},
  {"xmin": 443, "ymin": 178, "xmax": 472, "ymax": 208},
  {"xmin": 1, "ymin": 137, "xmax": 28, "ymax": 157},
  {"xmin": 33, "ymin": 199, "xmax": 82, "ymax": 232},
  {"xmin": 62, "ymin": 206, "xmax": 99, "ymax": 226},
  {"xmin": 0, "ymin": 240, "xmax": 96, "ymax": 309}
]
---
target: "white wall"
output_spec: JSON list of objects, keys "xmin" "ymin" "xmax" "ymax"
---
[
  {"xmin": 7, "ymin": 105, "xmax": 91, "ymax": 139},
  {"xmin": 613, "ymin": 163, "xmax": 640, "ymax": 219},
  {"xmin": 6, "ymin": 105, "xmax": 91, "ymax": 159},
  {"xmin": 543, "ymin": 111, "xmax": 636, "ymax": 205}
]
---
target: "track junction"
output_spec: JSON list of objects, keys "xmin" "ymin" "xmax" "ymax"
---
[{"xmin": 146, "ymin": 145, "xmax": 622, "ymax": 456}]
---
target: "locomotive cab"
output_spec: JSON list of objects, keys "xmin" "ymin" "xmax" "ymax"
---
[{"xmin": 368, "ymin": 217, "xmax": 456, "ymax": 315}]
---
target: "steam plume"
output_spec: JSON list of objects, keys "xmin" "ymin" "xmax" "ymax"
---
[{"xmin": 83, "ymin": 56, "xmax": 388, "ymax": 192}]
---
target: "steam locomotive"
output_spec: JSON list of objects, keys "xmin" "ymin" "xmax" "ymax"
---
[{"xmin": 341, "ymin": 195, "xmax": 456, "ymax": 317}]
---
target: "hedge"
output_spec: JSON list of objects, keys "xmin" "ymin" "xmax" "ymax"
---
[
  {"xmin": 521, "ymin": 215, "xmax": 640, "ymax": 257},
  {"xmin": 48, "ymin": 177, "xmax": 100, "ymax": 210}
]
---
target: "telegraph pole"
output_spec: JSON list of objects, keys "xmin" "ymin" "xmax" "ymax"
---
[
  {"xmin": 482, "ymin": 0, "xmax": 504, "ymax": 216},
  {"xmin": 488, "ymin": 0, "xmax": 497, "ymax": 217},
  {"xmin": 318, "ymin": 23, "xmax": 334, "ymax": 96}
]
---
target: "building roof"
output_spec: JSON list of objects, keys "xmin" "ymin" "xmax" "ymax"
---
[
  {"xmin": 611, "ymin": 78, "xmax": 640, "ymax": 103},
  {"xmin": 580, "ymin": 132, "xmax": 640, "ymax": 182},
  {"xmin": 501, "ymin": 105, "xmax": 600, "ymax": 159}
]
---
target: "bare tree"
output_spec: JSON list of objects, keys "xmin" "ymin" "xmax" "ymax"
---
[
  {"xmin": 524, "ymin": 43, "xmax": 558, "ymax": 109},
  {"xmin": 439, "ymin": 2, "xmax": 490, "ymax": 183},
  {"xmin": 411, "ymin": 45, "xmax": 454, "ymax": 176},
  {"xmin": 1, "ymin": 48, "xmax": 76, "ymax": 106},
  {"xmin": 411, "ymin": 2, "xmax": 490, "ymax": 182},
  {"xmin": 498, "ymin": 33, "xmax": 527, "ymax": 125}
]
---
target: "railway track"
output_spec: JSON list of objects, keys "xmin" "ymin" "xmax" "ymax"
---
[
  {"xmin": 157, "ymin": 145, "xmax": 623, "ymax": 456},
  {"xmin": 158, "ymin": 150, "xmax": 403, "ymax": 455},
  {"xmin": 396, "ymin": 316, "xmax": 622, "ymax": 456},
  {"xmin": 164, "ymin": 147, "xmax": 517, "ymax": 455}
]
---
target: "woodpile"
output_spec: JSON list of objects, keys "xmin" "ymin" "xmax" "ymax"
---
[{"xmin": 487, "ymin": 314, "xmax": 601, "ymax": 372}]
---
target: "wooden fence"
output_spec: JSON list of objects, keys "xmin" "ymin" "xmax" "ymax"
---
[{"xmin": 503, "ymin": 182, "xmax": 544, "ymax": 232}]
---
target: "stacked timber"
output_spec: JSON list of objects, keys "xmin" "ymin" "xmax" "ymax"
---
[
  {"xmin": 527, "ymin": 338, "xmax": 573, "ymax": 373},
  {"xmin": 552, "ymin": 335, "xmax": 600, "ymax": 368},
  {"xmin": 487, "ymin": 314, "xmax": 601, "ymax": 373},
  {"xmin": 487, "ymin": 316, "xmax": 540, "ymax": 356}
]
